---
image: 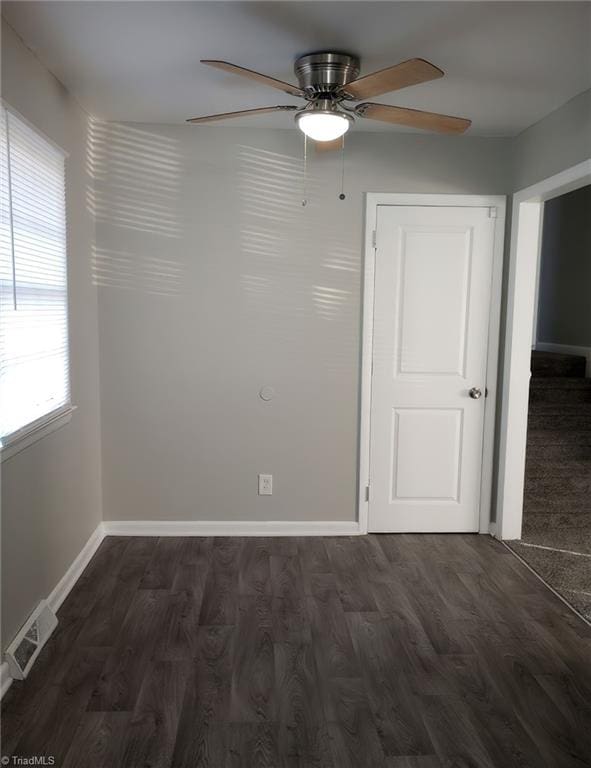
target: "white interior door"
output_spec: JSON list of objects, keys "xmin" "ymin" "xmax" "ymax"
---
[{"xmin": 368, "ymin": 205, "xmax": 496, "ymax": 532}]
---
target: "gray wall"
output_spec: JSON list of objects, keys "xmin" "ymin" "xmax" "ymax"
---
[
  {"xmin": 537, "ymin": 185, "xmax": 591, "ymax": 346},
  {"xmin": 512, "ymin": 89, "xmax": 591, "ymax": 191},
  {"xmin": 1, "ymin": 21, "xmax": 103, "ymax": 649},
  {"xmin": 2, "ymin": 10, "xmax": 589, "ymax": 651},
  {"xmin": 95, "ymin": 123, "xmax": 511, "ymax": 523}
]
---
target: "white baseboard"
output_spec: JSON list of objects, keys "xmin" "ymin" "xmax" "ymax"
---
[
  {"xmin": 1, "ymin": 522, "xmax": 105, "ymax": 701},
  {"xmin": 0, "ymin": 661, "xmax": 12, "ymax": 699},
  {"xmin": 102, "ymin": 520, "xmax": 362, "ymax": 537},
  {"xmin": 47, "ymin": 522, "xmax": 106, "ymax": 613},
  {"xmin": 1, "ymin": 517, "xmax": 359, "ymax": 700},
  {"xmin": 535, "ymin": 342, "xmax": 591, "ymax": 377}
]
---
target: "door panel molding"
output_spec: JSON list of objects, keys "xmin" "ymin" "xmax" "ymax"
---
[
  {"xmin": 395, "ymin": 226, "xmax": 472, "ymax": 376},
  {"xmin": 390, "ymin": 407, "xmax": 463, "ymax": 503},
  {"xmin": 359, "ymin": 194, "xmax": 506, "ymax": 535}
]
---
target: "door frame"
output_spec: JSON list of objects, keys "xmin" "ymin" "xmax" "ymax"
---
[
  {"xmin": 358, "ymin": 193, "xmax": 506, "ymax": 535},
  {"xmin": 495, "ymin": 160, "xmax": 591, "ymax": 540}
]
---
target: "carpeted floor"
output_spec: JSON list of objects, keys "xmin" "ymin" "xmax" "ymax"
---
[
  {"xmin": 506, "ymin": 351, "xmax": 591, "ymax": 622},
  {"xmin": 507, "ymin": 541, "xmax": 591, "ymax": 620}
]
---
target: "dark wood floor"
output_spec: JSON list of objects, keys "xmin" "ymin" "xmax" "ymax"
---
[{"xmin": 2, "ymin": 534, "xmax": 591, "ymax": 767}]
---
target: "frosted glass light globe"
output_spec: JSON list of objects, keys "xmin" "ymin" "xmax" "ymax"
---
[{"xmin": 297, "ymin": 111, "xmax": 351, "ymax": 142}]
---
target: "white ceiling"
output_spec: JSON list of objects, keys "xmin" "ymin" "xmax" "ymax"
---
[{"xmin": 3, "ymin": 1, "xmax": 590, "ymax": 136}]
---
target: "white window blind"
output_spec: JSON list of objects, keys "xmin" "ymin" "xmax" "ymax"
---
[{"xmin": 0, "ymin": 106, "xmax": 70, "ymax": 443}]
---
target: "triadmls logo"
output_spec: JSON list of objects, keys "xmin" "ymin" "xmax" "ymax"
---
[{"xmin": 1, "ymin": 758, "xmax": 56, "ymax": 766}]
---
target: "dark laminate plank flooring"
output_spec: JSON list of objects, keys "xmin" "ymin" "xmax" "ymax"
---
[{"xmin": 2, "ymin": 534, "xmax": 591, "ymax": 767}]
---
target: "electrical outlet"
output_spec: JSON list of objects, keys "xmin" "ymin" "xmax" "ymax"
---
[{"xmin": 258, "ymin": 474, "xmax": 272, "ymax": 495}]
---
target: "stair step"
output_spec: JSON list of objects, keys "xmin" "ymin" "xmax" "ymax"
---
[
  {"xmin": 528, "ymin": 402, "xmax": 591, "ymax": 415},
  {"xmin": 525, "ymin": 474, "xmax": 591, "ymax": 495},
  {"xmin": 525, "ymin": 458, "xmax": 591, "ymax": 477},
  {"xmin": 527, "ymin": 428, "xmax": 591, "ymax": 448},
  {"xmin": 530, "ymin": 377, "xmax": 591, "ymax": 389},
  {"xmin": 529, "ymin": 377, "xmax": 591, "ymax": 404},
  {"xmin": 526, "ymin": 443, "xmax": 591, "ymax": 461},
  {"xmin": 531, "ymin": 350, "xmax": 586, "ymax": 378},
  {"xmin": 527, "ymin": 413, "xmax": 591, "ymax": 431}
]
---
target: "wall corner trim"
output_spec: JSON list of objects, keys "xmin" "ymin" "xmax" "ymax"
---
[
  {"xmin": 1, "ymin": 521, "xmax": 106, "ymax": 701},
  {"xmin": 102, "ymin": 520, "xmax": 362, "ymax": 537}
]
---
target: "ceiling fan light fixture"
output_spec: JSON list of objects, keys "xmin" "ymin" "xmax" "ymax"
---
[
  {"xmin": 296, "ymin": 104, "xmax": 353, "ymax": 142},
  {"xmin": 192, "ymin": 55, "xmax": 471, "ymax": 140}
]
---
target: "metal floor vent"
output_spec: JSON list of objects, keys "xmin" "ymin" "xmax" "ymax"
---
[{"xmin": 5, "ymin": 600, "xmax": 57, "ymax": 680}]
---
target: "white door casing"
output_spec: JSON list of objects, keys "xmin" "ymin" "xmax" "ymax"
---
[
  {"xmin": 497, "ymin": 161, "xmax": 590, "ymax": 540},
  {"xmin": 368, "ymin": 205, "xmax": 497, "ymax": 533}
]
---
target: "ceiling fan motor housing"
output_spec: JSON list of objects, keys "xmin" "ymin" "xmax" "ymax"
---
[{"xmin": 294, "ymin": 52, "xmax": 360, "ymax": 97}]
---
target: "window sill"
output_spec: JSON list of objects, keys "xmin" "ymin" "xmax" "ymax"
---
[{"xmin": 1, "ymin": 405, "xmax": 77, "ymax": 462}]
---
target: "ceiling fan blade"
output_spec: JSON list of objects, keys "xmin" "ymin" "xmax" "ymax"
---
[
  {"xmin": 186, "ymin": 105, "xmax": 298, "ymax": 124},
  {"xmin": 356, "ymin": 103, "xmax": 471, "ymax": 134},
  {"xmin": 201, "ymin": 60, "xmax": 304, "ymax": 98},
  {"xmin": 315, "ymin": 137, "xmax": 344, "ymax": 153},
  {"xmin": 341, "ymin": 58, "xmax": 443, "ymax": 100}
]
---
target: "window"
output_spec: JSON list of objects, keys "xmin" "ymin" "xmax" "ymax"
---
[{"xmin": 0, "ymin": 106, "xmax": 70, "ymax": 450}]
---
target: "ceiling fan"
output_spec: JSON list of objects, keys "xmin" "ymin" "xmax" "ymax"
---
[{"xmin": 187, "ymin": 52, "xmax": 471, "ymax": 144}]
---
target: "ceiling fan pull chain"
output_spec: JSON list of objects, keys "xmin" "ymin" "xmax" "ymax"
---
[
  {"xmin": 339, "ymin": 136, "xmax": 346, "ymax": 201},
  {"xmin": 301, "ymin": 134, "xmax": 308, "ymax": 207}
]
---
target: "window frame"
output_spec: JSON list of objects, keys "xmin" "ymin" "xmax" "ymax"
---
[{"xmin": 0, "ymin": 103, "xmax": 74, "ymax": 462}]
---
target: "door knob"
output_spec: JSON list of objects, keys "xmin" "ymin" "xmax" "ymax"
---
[{"xmin": 469, "ymin": 387, "xmax": 482, "ymax": 399}]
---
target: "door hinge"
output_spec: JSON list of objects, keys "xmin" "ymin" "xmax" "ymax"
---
[
  {"xmin": 365, "ymin": 485, "xmax": 370, "ymax": 502},
  {"xmin": 488, "ymin": 206, "xmax": 497, "ymax": 218},
  {"xmin": 371, "ymin": 230, "xmax": 377, "ymax": 248}
]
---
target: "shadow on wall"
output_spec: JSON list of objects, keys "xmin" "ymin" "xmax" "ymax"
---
[
  {"xmin": 86, "ymin": 119, "xmax": 184, "ymax": 296},
  {"xmin": 236, "ymin": 143, "xmax": 361, "ymax": 368}
]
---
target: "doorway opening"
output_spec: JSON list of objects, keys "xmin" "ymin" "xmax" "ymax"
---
[
  {"xmin": 505, "ymin": 184, "xmax": 591, "ymax": 620},
  {"xmin": 496, "ymin": 160, "xmax": 591, "ymax": 546}
]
